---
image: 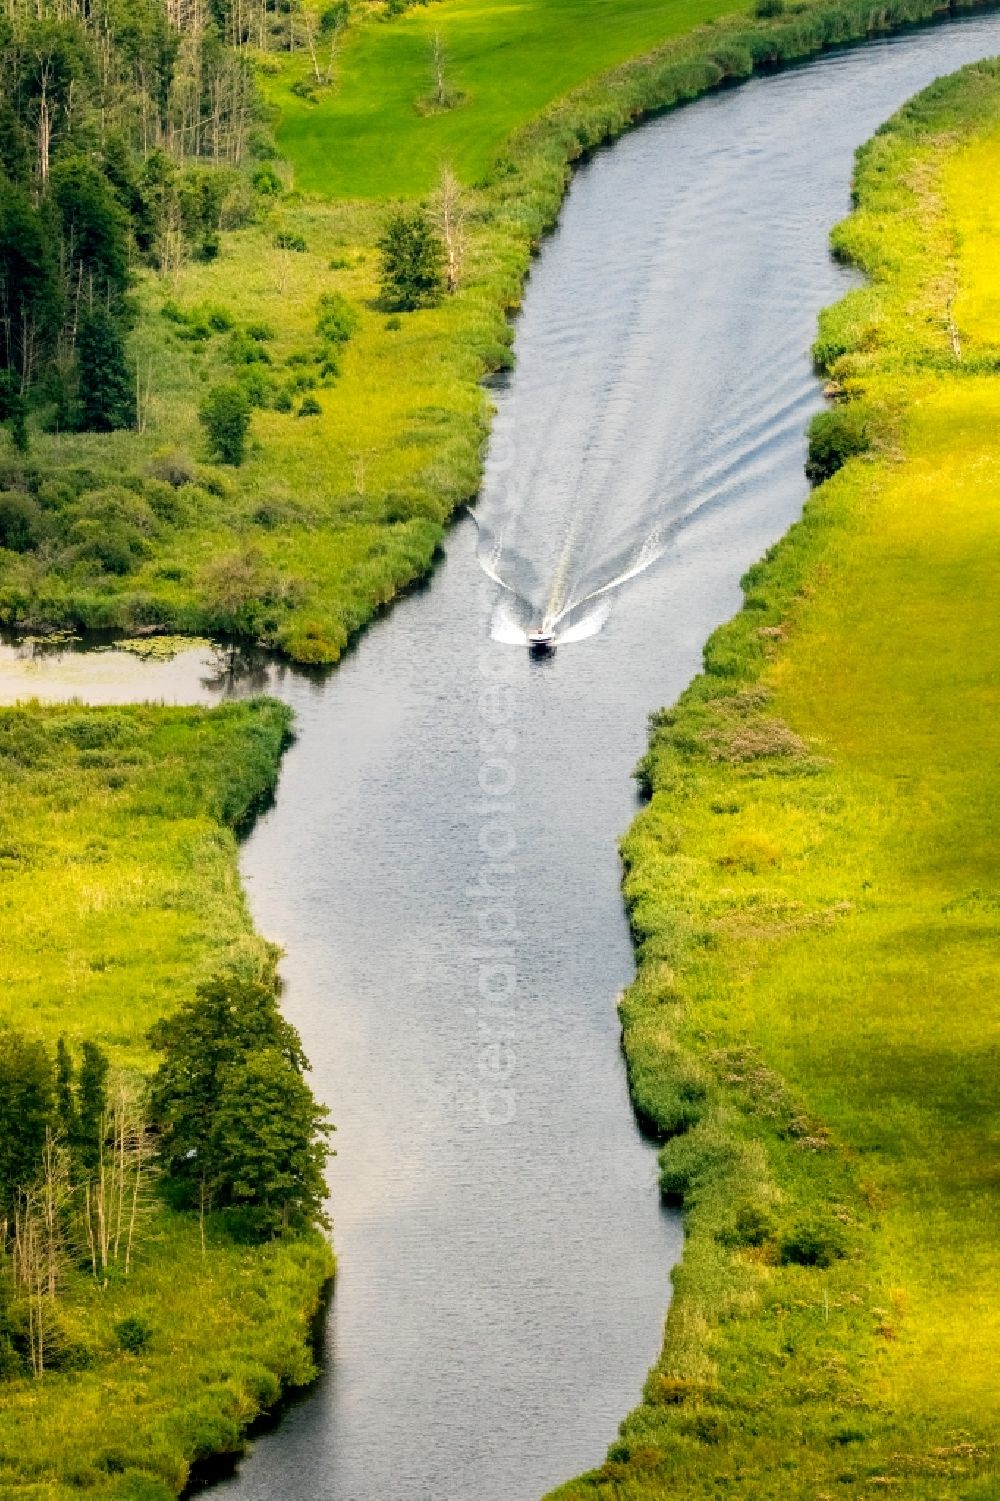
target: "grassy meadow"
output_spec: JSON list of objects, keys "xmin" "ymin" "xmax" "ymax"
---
[
  {"xmin": 546, "ymin": 60, "xmax": 1000, "ymax": 1501},
  {"xmin": 2, "ymin": 1, "xmax": 998, "ymax": 1496},
  {"xmin": 0, "ymin": 700, "xmax": 334, "ymax": 1499},
  {"xmin": 2, "ymin": 0, "xmax": 981, "ymax": 665},
  {"xmin": 259, "ymin": 0, "xmax": 748, "ymax": 197}
]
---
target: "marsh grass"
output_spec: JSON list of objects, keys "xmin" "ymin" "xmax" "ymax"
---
[
  {"xmin": 547, "ymin": 60, "xmax": 1000, "ymax": 1501},
  {"xmin": 0, "ymin": 700, "xmax": 334, "ymax": 1498}
]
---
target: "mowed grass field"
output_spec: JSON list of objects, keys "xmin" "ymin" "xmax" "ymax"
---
[
  {"xmin": 547, "ymin": 61, "xmax": 1000, "ymax": 1500},
  {"xmin": 0, "ymin": 701, "xmax": 333, "ymax": 1499},
  {"xmin": 262, "ymin": 0, "xmax": 747, "ymax": 196}
]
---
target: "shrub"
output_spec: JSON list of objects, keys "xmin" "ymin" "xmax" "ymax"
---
[
  {"xmin": 754, "ymin": 0, "xmax": 784, "ymax": 15},
  {"xmin": 115, "ymin": 1316, "xmax": 153, "ymax": 1354},
  {"xmin": 67, "ymin": 489, "xmax": 157, "ymax": 575},
  {"xmin": 315, "ymin": 291, "xmax": 358, "ymax": 344},
  {"xmin": 658, "ymin": 1121, "xmax": 737, "ymax": 1203},
  {"xmin": 199, "ymin": 385, "xmax": 252, "ymax": 466},
  {"xmin": 251, "ymin": 164, "xmax": 282, "ymax": 197},
  {"xmin": 718, "ymin": 1199, "xmax": 777, "ymax": 1248},
  {"xmin": 274, "ymin": 230, "xmax": 307, "ymax": 252},
  {"xmin": 205, "ymin": 305, "xmax": 233, "ymax": 333},
  {"xmin": 0, "ymin": 491, "xmax": 43, "ymax": 552},
  {"xmin": 147, "ymin": 450, "xmax": 196, "ymax": 488},
  {"xmin": 378, "ymin": 208, "xmax": 444, "ymax": 311},
  {"xmin": 239, "ymin": 368, "xmax": 275, "ymax": 409},
  {"xmin": 779, "ymin": 1216, "xmax": 848, "ymax": 1267},
  {"xmin": 806, "ymin": 402, "xmax": 873, "ymax": 484},
  {"xmin": 319, "ymin": 0, "xmax": 348, "ymax": 32},
  {"xmin": 298, "ymin": 395, "xmax": 322, "ymax": 418},
  {"xmin": 225, "ymin": 329, "xmax": 271, "ymax": 366}
]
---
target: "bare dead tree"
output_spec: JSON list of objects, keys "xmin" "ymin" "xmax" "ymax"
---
[
  {"xmin": 433, "ymin": 164, "xmax": 466, "ymax": 294},
  {"xmin": 430, "ymin": 30, "xmax": 447, "ymax": 109},
  {"xmin": 34, "ymin": 54, "xmax": 55, "ymax": 185},
  {"xmin": 299, "ymin": 7, "xmax": 323, "ymax": 83},
  {"xmin": 12, "ymin": 1136, "xmax": 71, "ymax": 1377},
  {"xmin": 81, "ymin": 1077, "xmax": 154, "ymax": 1285}
]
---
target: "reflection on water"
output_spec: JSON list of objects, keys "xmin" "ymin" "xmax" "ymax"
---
[
  {"xmin": 4, "ymin": 15, "xmax": 1000, "ymax": 1501},
  {"xmin": 0, "ymin": 633, "xmax": 321, "ymax": 706}
]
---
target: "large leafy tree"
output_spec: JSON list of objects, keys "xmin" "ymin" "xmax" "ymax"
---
[
  {"xmin": 150, "ymin": 972, "xmax": 332, "ymax": 1233},
  {"xmin": 199, "ymin": 383, "xmax": 251, "ymax": 465},
  {"xmin": 211, "ymin": 1048, "xmax": 332, "ymax": 1233},
  {"xmin": 50, "ymin": 156, "xmax": 131, "ymax": 308},
  {"xmin": 378, "ymin": 207, "xmax": 444, "ymax": 311}
]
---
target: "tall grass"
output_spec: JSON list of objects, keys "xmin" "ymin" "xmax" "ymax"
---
[
  {"xmin": 0, "ymin": 700, "xmax": 335, "ymax": 1498},
  {"xmin": 547, "ymin": 59, "xmax": 1000, "ymax": 1501}
]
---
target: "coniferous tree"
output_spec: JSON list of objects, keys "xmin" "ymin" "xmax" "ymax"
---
[
  {"xmin": 77, "ymin": 1040, "xmax": 109, "ymax": 1173},
  {"xmin": 77, "ymin": 307, "xmax": 135, "ymax": 432},
  {"xmin": 54, "ymin": 1037, "xmax": 77, "ymax": 1144},
  {"xmin": 0, "ymin": 372, "xmax": 29, "ymax": 453},
  {"xmin": 0, "ymin": 1032, "xmax": 54, "ymax": 1218},
  {"xmin": 0, "ymin": 179, "xmax": 62, "ymax": 388}
]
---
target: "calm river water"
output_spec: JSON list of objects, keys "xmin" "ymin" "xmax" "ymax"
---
[{"xmin": 3, "ymin": 13, "xmax": 1000, "ymax": 1498}]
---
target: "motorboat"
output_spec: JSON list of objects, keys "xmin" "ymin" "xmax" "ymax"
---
[{"xmin": 527, "ymin": 627, "xmax": 556, "ymax": 657}]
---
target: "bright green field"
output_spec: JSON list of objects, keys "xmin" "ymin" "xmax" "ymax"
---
[
  {"xmin": 0, "ymin": 701, "xmax": 333, "ymax": 1499},
  {"xmin": 546, "ymin": 61, "xmax": 1000, "ymax": 1500},
  {"xmin": 4, "ymin": 0, "xmax": 962, "ymax": 664},
  {"xmin": 262, "ymin": 0, "xmax": 745, "ymax": 196}
]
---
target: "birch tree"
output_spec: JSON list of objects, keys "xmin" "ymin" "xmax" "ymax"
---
[{"xmin": 433, "ymin": 165, "xmax": 466, "ymax": 294}]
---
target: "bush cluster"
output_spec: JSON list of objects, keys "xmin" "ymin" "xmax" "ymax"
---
[
  {"xmin": 806, "ymin": 402, "xmax": 875, "ymax": 483},
  {"xmin": 0, "ymin": 460, "xmax": 218, "ymax": 580}
]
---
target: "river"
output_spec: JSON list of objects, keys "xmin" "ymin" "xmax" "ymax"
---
[{"xmin": 3, "ymin": 12, "xmax": 999, "ymax": 1498}]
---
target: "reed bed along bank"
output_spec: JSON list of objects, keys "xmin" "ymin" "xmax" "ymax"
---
[
  {"xmin": 548, "ymin": 58, "xmax": 1000, "ymax": 1501},
  {"xmin": 0, "ymin": 699, "xmax": 333, "ymax": 1500}
]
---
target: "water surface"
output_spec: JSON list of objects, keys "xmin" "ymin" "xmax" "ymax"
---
[{"xmin": 4, "ymin": 15, "xmax": 1000, "ymax": 1498}]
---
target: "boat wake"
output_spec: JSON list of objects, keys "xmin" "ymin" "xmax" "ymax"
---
[
  {"xmin": 477, "ymin": 521, "xmax": 666, "ymax": 646},
  {"xmin": 471, "ymin": 102, "xmax": 832, "ymax": 651}
]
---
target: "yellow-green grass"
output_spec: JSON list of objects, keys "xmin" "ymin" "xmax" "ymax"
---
[
  {"xmin": 0, "ymin": 700, "xmax": 334, "ymax": 1500},
  {"xmin": 2, "ymin": 0, "xmax": 975, "ymax": 664},
  {"xmin": 260, "ymin": 0, "xmax": 746, "ymax": 198},
  {"xmin": 0, "ymin": 199, "xmax": 496, "ymax": 664},
  {"xmin": 548, "ymin": 59, "xmax": 1000, "ymax": 1501}
]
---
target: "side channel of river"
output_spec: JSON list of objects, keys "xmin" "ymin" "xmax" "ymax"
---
[{"xmin": 3, "ymin": 14, "xmax": 999, "ymax": 1499}]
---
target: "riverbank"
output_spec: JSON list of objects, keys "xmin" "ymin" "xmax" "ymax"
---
[
  {"xmin": 3, "ymin": 0, "xmax": 995, "ymax": 663},
  {"xmin": 549, "ymin": 59, "xmax": 1000, "ymax": 1500},
  {"xmin": 0, "ymin": 697, "xmax": 333, "ymax": 1500}
]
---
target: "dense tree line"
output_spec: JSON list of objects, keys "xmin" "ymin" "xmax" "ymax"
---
[
  {"xmin": 0, "ymin": 970, "xmax": 331, "ymax": 1378},
  {"xmin": 0, "ymin": 0, "xmax": 259, "ymax": 444}
]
